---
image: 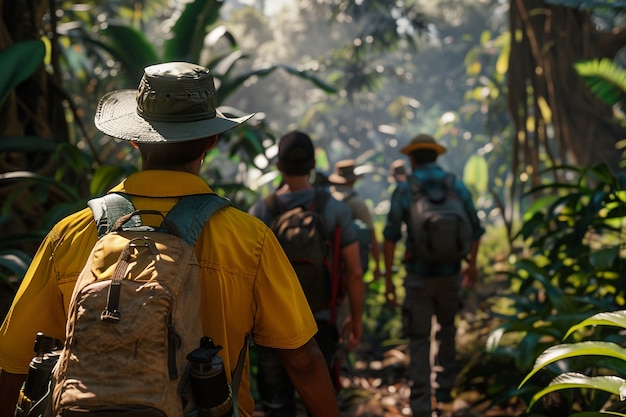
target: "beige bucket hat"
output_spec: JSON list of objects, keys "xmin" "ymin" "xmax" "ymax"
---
[
  {"xmin": 388, "ymin": 159, "xmax": 407, "ymax": 182},
  {"xmin": 328, "ymin": 159, "xmax": 363, "ymax": 185},
  {"xmin": 94, "ymin": 62, "xmax": 254, "ymax": 143}
]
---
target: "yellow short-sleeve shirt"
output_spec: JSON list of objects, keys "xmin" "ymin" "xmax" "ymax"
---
[{"xmin": 0, "ymin": 170, "xmax": 317, "ymax": 417}]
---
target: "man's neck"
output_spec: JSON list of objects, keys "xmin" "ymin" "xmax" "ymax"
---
[
  {"xmin": 277, "ymin": 175, "xmax": 313, "ymax": 194},
  {"xmin": 141, "ymin": 160, "xmax": 202, "ymax": 175}
]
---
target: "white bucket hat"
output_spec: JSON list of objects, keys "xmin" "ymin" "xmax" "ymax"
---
[{"xmin": 94, "ymin": 62, "xmax": 254, "ymax": 143}]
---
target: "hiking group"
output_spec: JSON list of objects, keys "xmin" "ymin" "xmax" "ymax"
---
[{"xmin": 0, "ymin": 61, "xmax": 483, "ymax": 417}]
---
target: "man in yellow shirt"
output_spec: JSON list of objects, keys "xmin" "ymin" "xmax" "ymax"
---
[{"xmin": 0, "ymin": 62, "xmax": 341, "ymax": 417}]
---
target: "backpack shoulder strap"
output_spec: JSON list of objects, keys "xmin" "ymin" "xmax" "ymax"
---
[
  {"xmin": 409, "ymin": 173, "xmax": 456, "ymax": 201},
  {"xmin": 165, "ymin": 194, "xmax": 232, "ymax": 247},
  {"xmin": 87, "ymin": 192, "xmax": 142, "ymax": 237},
  {"xmin": 342, "ymin": 190, "xmax": 358, "ymax": 203},
  {"xmin": 407, "ymin": 175, "xmax": 422, "ymax": 195},
  {"xmin": 263, "ymin": 191, "xmax": 280, "ymax": 218},
  {"xmin": 312, "ymin": 187, "xmax": 331, "ymax": 239},
  {"xmin": 265, "ymin": 188, "xmax": 329, "ymax": 217},
  {"xmin": 313, "ymin": 186, "xmax": 331, "ymax": 215},
  {"xmin": 230, "ymin": 335, "xmax": 250, "ymax": 417},
  {"xmin": 443, "ymin": 172, "xmax": 456, "ymax": 189}
]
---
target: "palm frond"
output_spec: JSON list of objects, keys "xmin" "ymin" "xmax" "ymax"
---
[{"xmin": 574, "ymin": 58, "xmax": 626, "ymax": 108}]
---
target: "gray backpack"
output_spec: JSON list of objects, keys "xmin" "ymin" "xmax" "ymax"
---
[
  {"xmin": 409, "ymin": 174, "xmax": 473, "ymax": 262},
  {"xmin": 263, "ymin": 188, "xmax": 332, "ymax": 314}
]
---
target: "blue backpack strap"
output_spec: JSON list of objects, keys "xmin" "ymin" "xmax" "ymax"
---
[
  {"xmin": 165, "ymin": 194, "xmax": 232, "ymax": 247},
  {"xmin": 88, "ymin": 192, "xmax": 142, "ymax": 237}
]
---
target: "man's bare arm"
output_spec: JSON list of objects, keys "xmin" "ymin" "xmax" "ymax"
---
[
  {"xmin": 279, "ymin": 338, "xmax": 341, "ymax": 417},
  {"xmin": 0, "ymin": 370, "xmax": 25, "ymax": 417}
]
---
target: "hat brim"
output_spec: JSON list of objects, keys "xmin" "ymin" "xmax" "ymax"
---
[
  {"xmin": 328, "ymin": 173, "xmax": 362, "ymax": 185},
  {"xmin": 400, "ymin": 142, "xmax": 446, "ymax": 155},
  {"xmin": 328, "ymin": 174, "xmax": 347, "ymax": 184},
  {"xmin": 388, "ymin": 174, "xmax": 407, "ymax": 183},
  {"xmin": 95, "ymin": 90, "xmax": 254, "ymax": 143}
]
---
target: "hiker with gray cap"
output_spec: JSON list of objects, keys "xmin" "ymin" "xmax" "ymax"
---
[
  {"xmin": 383, "ymin": 134, "xmax": 484, "ymax": 417},
  {"xmin": 249, "ymin": 131, "xmax": 364, "ymax": 417},
  {"xmin": 0, "ymin": 62, "xmax": 342, "ymax": 417}
]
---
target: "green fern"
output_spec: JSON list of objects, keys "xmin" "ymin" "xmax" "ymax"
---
[{"xmin": 574, "ymin": 58, "xmax": 626, "ymax": 108}]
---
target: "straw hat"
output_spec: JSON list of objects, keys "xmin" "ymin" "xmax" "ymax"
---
[
  {"xmin": 328, "ymin": 159, "xmax": 362, "ymax": 185},
  {"xmin": 400, "ymin": 134, "xmax": 446, "ymax": 155},
  {"xmin": 94, "ymin": 62, "xmax": 254, "ymax": 143}
]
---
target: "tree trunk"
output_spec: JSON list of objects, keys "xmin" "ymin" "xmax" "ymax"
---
[
  {"xmin": 508, "ymin": 0, "xmax": 626, "ymax": 187},
  {"xmin": 0, "ymin": 0, "xmax": 70, "ymax": 254},
  {"xmin": 1, "ymin": 0, "xmax": 68, "ymax": 154}
]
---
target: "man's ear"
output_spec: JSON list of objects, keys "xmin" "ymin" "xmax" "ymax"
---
[
  {"xmin": 130, "ymin": 142, "xmax": 139, "ymax": 149},
  {"xmin": 205, "ymin": 135, "xmax": 219, "ymax": 151}
]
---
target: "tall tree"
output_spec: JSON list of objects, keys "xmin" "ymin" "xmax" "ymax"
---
[
  {"xmin": 0, "ymin": 0, "xmax": 68, "ymax": 165},
  {"xmin": 508, "ymin": 0, "xmax": 626, "ymax": 191}
]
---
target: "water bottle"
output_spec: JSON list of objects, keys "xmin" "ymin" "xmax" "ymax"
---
[
  {"xmin": 187, "ymin": 337, "xmax": 233, "ymax": 417},
  {"xmin": 15, "ymin": 333, "xmax": 62, "ymax": 417}
]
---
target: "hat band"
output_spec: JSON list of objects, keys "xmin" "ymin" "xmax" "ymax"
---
[{"xmin": 137, "ymin": 107, "xmax": 217, "ymax": 122}]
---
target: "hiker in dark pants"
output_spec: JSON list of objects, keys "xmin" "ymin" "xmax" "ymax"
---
[
  {"xmin": 0, "ymin": 63, "xmax": 343, "ymax": 417},
  {"xmin": 327, "ymin": 159, "xmax": 381, "ymax": 343},
  {"xmin": 328, "ymin": 159, "xmax": 381, "ymax": 282},
  {"xmin": 249, "ymin": 131, "xmax": 364, "ymax": 417},
  {"xmin": 383, "ymin": 134, "xmax": 484, "ymax": 417}
]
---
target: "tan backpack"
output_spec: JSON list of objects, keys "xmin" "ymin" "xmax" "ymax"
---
[{"xmin": 51, "ymin": 193, "xmax": 231, "ymax": 417}]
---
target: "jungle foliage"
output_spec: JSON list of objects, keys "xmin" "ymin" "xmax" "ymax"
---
[
  {"xmin": 2, "ymin": 2, "xmax": 626, "ymax": 416},
  {"xmin": 458, "ymin": 164, "xmax": 626, "ymax": 415}
]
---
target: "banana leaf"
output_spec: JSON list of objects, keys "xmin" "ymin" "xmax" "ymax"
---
[{"xmin": 0, "ymin": 40, "xmax": 45, "ymax": 106}]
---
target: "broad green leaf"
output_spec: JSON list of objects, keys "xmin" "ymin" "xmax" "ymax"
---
[
  {"xmin": 589, "ymin": 163, "xmax": 619, "ymax": 186},
  {"xmin": 569, "ymin": 412, "xmax": 626, "ymax": 417},
  {"xmin": 574, "ymin": 58, "xmax": 626, "ymax": 108},
  {"xmin": 589, "ymin": 248, "xmax": 619, "ymax": 269},
  {"xmin": 93, "ymin": 24, "xmax": 160, "ymax": 81},
  {"xmin": 485, "ymin": 327, "xmax": 507, "ymax": 352},
  {"xmin": 528, "ymin": 373, "xmax": 625, "ymax": 410},
  {"xmin": 0, "ymin": 136, "xmax": 60, "ymax": 153},
  {"xmin": 520, "ymin": 341, "xmax": 626, "ymax": 387},
  {"xmin": 0, "ymin": 250, "xmax": 31, "ymax": 279},
  {"xmin": 462, "ymin": 154, "xmax": 488, "ymax": 194},
  {"xmin": 90, "ymin": 165, "xmax": 137, "ymax": 197},
  {"xmin": 164, "ymin": 0, "xmax": 222, "ymax": 63},
  {"xmin": 495, "ymin": 44, "xmax": 509, "ymax": 75},
  {"xmin": 0, "ymin": 40, "xmax": 45, "ymax": 106},
  {"xmin": 0, "ymin": 171, "xmax": 80, "ymax": 201},
  {"xmin": 565, "ymin": 311, "xmax": 626, "ymax": 340}
]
